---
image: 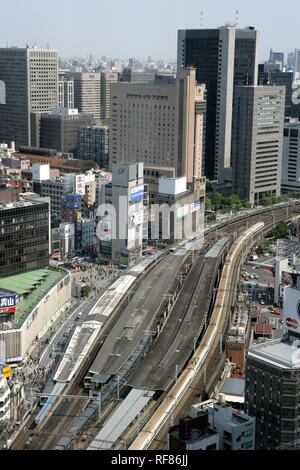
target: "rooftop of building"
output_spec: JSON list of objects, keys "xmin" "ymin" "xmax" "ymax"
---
[
  {"xmin": 220, "ymin": 378, "xmax": 245, "ymax": 397},
  {"xmin": 248, "ymin": 336, "xmax": 300, "ymax": 369},
  {"xmin": 0, "ymin": 267, "xmax": 67, "ymax": 329},
  {"xmin": 0, "ymin": 198, "xmax": 47, "ymax": 211}
]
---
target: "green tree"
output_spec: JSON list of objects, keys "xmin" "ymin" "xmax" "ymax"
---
[
  {"xmin": 224, "ymin": 194, "xmax": 241, "ymax": 208},
  {"xmin": 271, "ymin": 221, "xmax": 288, "ymax": 239},
  {"xmin": 205, "ymin": 196, "xmax": 212, "ymax": 211},
  {"xmin": 212, "ymin": 192, "xmax": 223, "ymax": 207},
  {"xmin": 81, "ymin": 284, "xmax": 91, "ymax": 297}
]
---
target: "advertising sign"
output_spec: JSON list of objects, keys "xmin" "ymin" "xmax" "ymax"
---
[
  {"xmin": 281, "ymin": 271, "xmax": 299, "ymax": 288},
  {"xmin": 283, "ymin": 287, "xmax": 300, "ymax": 334},
  {"xmin": 190, "ymin": 200, "xmax": 203, "ymax": 213},
  {"xmin": 65, "ymin": 194, "xmax": 82, "ymax": 210},
  {"xmin": 75, "ymin": 175, "xmax": 86, "ymax": 196},
  {"xmin": 129, "ymin": 185, "xmax": 144, "ymax": 203},
  {"xmin": 129, "ymin": 210, "xmax": 144, "ymax": 227},
  {"xmin": 0, "ymin": 293, "xmax": 18, "ymax": 315}
]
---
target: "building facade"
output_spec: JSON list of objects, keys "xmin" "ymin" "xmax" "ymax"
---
[
  {"xmin": 258, "ymin": 66, "xmax": 294, "ymax": 117},
  {"xmin": 36, "ymin": 108, "xmax": 94, "ymax": 156},
  {"xmin": 0, "ymin": 46, "xmax": 58, "ymax": 148},
  {"xmin": 232, "ymin": 86, "xmax": 285, "ymax": 205},
  {"xmin": 109, "ymin": 68, "xmax": 206, "ymax": 183},
  {"xmin": 100, "ymin": 71, "xmax": 119, "ymax": 122},
  {"xmin": 58, "ymin": 71, "xmax": 74, "ymax": 109},
  {"xmin": 66, "ymin": 72, "xmax": 100, "ymax": 120},
  {"xmin": 178, "ymin": 26, "xmax": 259, "ymax": 182},
  {"xmin": 0, "ymin": 199, "xmax": 50, "ymax": 278},
  {"xmin": 77, "ymin": 125, "xmax": 109, "ymax": 167},
  {"xmin": 282, "ymin": 118, "xmax": 300, "ymax": 193}
]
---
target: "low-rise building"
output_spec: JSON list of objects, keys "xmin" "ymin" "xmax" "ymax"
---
[{"xmin": 168, "ymin": 400, "xmax": 255, "ymax": 450}]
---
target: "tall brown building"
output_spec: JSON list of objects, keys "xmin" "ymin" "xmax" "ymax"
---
[{"xmin": 109, "ymin": 68, "xmax": 206, "ymax": 183}]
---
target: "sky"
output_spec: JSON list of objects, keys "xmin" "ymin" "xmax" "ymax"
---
[{"xmin": 1, "ymin": 0, "xmax": 300, "ymax": 61}]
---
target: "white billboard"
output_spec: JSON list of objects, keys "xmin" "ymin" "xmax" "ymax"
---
[
  {"xmin": 283, "ymin": 287, "xmax": 300, "ymax": 334},
  {"xmin": 129, "ymin": 209, "xmax": 144, "ymax": 227},
  {"xmin": 75, "ymin": 175, "xmax": 86, "ymax": 196}
]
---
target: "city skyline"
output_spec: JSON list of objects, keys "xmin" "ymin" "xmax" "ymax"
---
[{"xmin": 1, "ymin": 0, "xmax": 300, "ymax": 61}]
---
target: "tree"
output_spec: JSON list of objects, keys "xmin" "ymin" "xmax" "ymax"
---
[
  {"xmin": 205, "ymin": 196, "xmax": 212, "ymax": 211},
  {"xmin": 212, "ymin": 192, "xmax": 223, "ymax": 207},
  {"xmin": 81, "ymin": 285, "xmax": 91, "ymax": 298},
  {"xmin": 224, "ymin": 194, "xmax": 241, "ymax": 208},
  {"xmin": 271, "ymin": 222, "xmax": 288, "ymax": 239}
]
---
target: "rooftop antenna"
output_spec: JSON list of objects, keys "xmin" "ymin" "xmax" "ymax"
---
[
  {"xmin": 200, "ymin": 11, "xmax": 204, "ymax": 29},
  {"xmin": 235, "ymin": 10, "xmax": 239, "ymax": 28}
]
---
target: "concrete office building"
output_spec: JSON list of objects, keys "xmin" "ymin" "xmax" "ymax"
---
[
  {"xmin": 35, "ymin": 108, "xmax": 94, "ymax": 156},
  {"xmin": 0, "ymin": 199, "xmax": 50, "ymax": 278},
  {"xmin": 245, "ymin": 271, "xmax": 300, "ymax": 449},
  {"xmin": 295, "ymin": 50, "xmax": 300, "ymax": 73},
  {"xmin": 282, "ymin": 118, "xmax": 300, "ymax": 193},
  {"xmin": 97, "ymin": 163, "xmax": 144, "ymax": 264},
  {"xmin": 58, "ymin": 71, "xmax": 74, "ymax": 109},
  {"xmin": 269, "ymin": 49, "xmax": 284, "ymax": 70},
  {"xmin": 178, "ymin": 26, "xmax": 259, "ymax": 182},
  {"xmin": 0, "ymin": 46, "xmax": 59, "ymax": 148},
  {"xmin": 232, "ymin": 86, "xmax": 285, "ymax": 205},
  {"xmin": 109, "ymin": 68, "xmax": 206, "ymax": 183},
  {"xmin": 168, "ymin": 400, "xmax": 255, "ymax": 450},
  {"xmin": 245, "ymin": 335, "xmax": 300, "ymax": 449},
  {"xmin": 78, "ymin": 125, "xmax": 109, "ymax": 167},
  {"xmin": 120, "ymin": 68, "xmax": 157, "ymax": 83},
  {"xmin": 66, "ymin": 72, "xmax": 100, "ymax": 120},
  {"xmin": 100, "ymin": 71, "xmax": 119, "ymax": 121}
]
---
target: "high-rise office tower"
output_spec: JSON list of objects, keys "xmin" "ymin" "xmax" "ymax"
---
[
  {"xmin": 58, "ymin": 71, "xmax": 74, "ymax": 109},
  {"xmin": 295, "ymin": 49, "xmax": 300, "ymax": 73},
  {"xmin": 66, "ymin": 72, "xmax": 100, "ymax": 120},
  {"xmin": 269, "ymin": 49, "xmax": 285, "ymax": 69},
  {"xmin": 231, "ymin": 85, "xmax": 285, "ymax": 205},
  {"xmin": 287, "ymin": 51, "xmax": 295, "ymax": 70},
  {"xmin": 178, "ymin": 26, "xmax": 259, "ymax": 182},
  {"xmin": 0, "ymin": 46, "xmax": 59, "ymax": 148},
  {"xmin": 258, "ymin": 64, "xmax": 294, "ymax": 116},
  {"xmin": 109, "ymin": 68, "xmax": 206, "ymax": 183},
  {"xmin": 100, "ymin": 71, "xmax": 119, "ymax": 122},
  {"xmin": 245, "ymin": 273, "xmax": 300, "ymax": 449}
]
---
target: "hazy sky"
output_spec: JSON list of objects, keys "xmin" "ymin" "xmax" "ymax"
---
[{"xmin": 1, "ymin": 0, "xmax": 300, "ymax": 61}]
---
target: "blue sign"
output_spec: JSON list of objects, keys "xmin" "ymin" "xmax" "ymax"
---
[
  {"xmin": 130, "ymin": 186, "xmax": 144, "ymax": 203},
  {"xmin": 65, "ymin": 194, "xmax": 82, "ymax": 210}
]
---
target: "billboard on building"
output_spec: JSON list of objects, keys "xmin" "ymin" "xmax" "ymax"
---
[
  {"xmin": 129, "ymin": 185, "xmax": 144, "ymax": 203},
  {"xmin": 0, "ymin": 293, "xmax": 18, "ymax": 315},
  {"xmin": 100, "ymin": 241, "xmax": 112, "ymax": 255},
  {"xmin": 281, "ymin": 271, "xmax": 299, "ymax": 288},
  {"xmin": 59, "ymin": 223, "xmax": 75, "ymax": 239},
  {"xmin": 65, "ymin": 194, "xmax": 82, "ymax": 210},
  {"xmin": 283, "ymin": 287, "xmax": 300, "ymax": 334},
  {"xmin": 75, "ymin": 175, "xmax": 86, "ymax": 196},
  {"xmin": 129, "ymin": 209, "xmax": 144, "ymax": 227},
  {"xmin": 190, "ymin": 200, "xmax": 203, "ymax": 213}
]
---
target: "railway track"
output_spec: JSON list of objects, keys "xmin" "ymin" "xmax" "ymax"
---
[{"xmin": 12, "ymin": 202, "xmax": 300, "ymax": 450}]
